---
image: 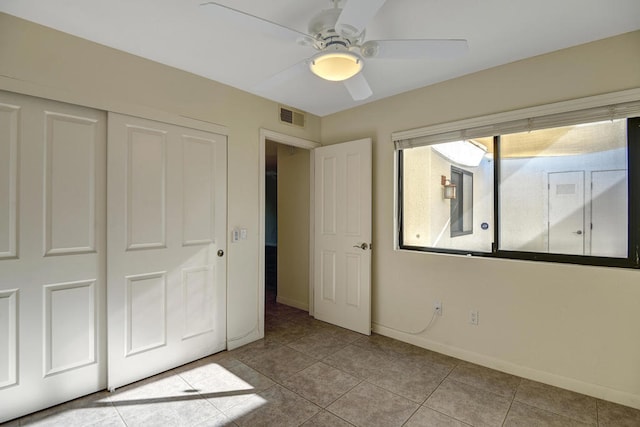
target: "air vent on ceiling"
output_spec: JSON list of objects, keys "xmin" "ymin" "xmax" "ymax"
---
[{"xmin": 279, "ymin": 105, "xmax": 305, "ymax": 128}]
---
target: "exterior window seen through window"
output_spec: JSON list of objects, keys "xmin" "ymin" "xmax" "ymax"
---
[{"xmin": 450, "ymin": 166, "xmax": 473, "ymax": 237}]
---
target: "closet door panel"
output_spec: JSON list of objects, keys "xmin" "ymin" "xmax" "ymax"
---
[
  {"xmin": 0, "ymin": 90, "xmax": 106, "ymax": 423},
  {"xmin": 107, "ymin": 113, "xmax": 227, "ymax": 391}
]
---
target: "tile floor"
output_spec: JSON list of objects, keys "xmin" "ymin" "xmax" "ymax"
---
[{"xmin": 7, "ymin": 299, "xmax": 640, "ymax": 426}]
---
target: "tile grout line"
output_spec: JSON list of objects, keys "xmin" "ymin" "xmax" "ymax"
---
[
  {"xmin": 499, "ymin": 377, "xmax": 521, "ymax": 427},
  {"xmin": 264, "ymin": 335, "xmax": 359, "ymax": 424},
  {"xmin": 399, "ymin": 404, "xmax": 422, "ymax": 427},
  {"xmin": 175, "ymin": 369, "xmax": 230, "ymax": 421},
  {"xmin": 511, "ymin": 385, "xmax": 599, "ymax": 425},
  {"xmin": 419, "ymin": 363, "xmax": 473, "ymax": 427},
  {"xmin": 277, "ymin": 338, "xmax": 364, "ymax": 411},
  {"xmin": 110, "ymin": 394, "xmax": 130, "ymax": 427}
]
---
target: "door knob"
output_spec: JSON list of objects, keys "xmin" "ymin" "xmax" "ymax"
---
[
  {"xmin": 217, "ymin": 249, "xmax": 224, "ymax": 257},
  {"xmin": 353, "ymin": 243, "xmax": 368, "ymax": 250},
  {"xmin": 573, "ymin": 230, "xmax": 583, "ymax": 235}
]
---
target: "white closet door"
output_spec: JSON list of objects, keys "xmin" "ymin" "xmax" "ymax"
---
[
  {"xmin": 0, "ymin": 91, "xmax": 106, "ymax": 423},
  {"xmin": 107, "ymin": 113, "xmax": 227, "ymax": 390}
]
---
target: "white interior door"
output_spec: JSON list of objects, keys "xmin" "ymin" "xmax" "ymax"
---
[
  {"xmin": 107, "ymin": 113, "xmax": 227, "ymax": 390},
  {"xmin": 0, "ymin": 91, "xmax": 106, "ymax": 422},
  {"xmin": 548, "ymin": 171, "xmax": 585, "ymax": 255},
  {"xmin": 313, "ymin": 138, "xmax": 371, "ymax": 335},
  {"xmin": 591, "ymin": 169, "xmax": 627, "ymax": 257}
]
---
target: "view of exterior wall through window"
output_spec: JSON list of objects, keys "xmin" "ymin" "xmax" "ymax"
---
[
  {"xmin": 401, "ymin": 138, "xmax": 493, "ymax": 253},
  {"xmin": 499, "ymin": 120, "xmax": 627, "ymax": 258},
  {"xmin": 398, "ymin": 117, "xmax": 639, "ymax": 268}
]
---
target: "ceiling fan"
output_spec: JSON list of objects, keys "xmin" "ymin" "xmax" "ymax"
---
[{"xmin": 201, "ymin": 0, "xmax": 468, "ymax": 101}]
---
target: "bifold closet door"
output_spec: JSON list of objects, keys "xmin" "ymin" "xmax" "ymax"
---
[
  {"xmin": 0, "ymin": 91, "xmax": 107, "ymax": 423},
  {"xmin": 107, "ymin": 113, "xmax": 227, "ymax": 390}
]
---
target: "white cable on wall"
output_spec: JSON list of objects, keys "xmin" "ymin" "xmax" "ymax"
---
[{"xmin": 373, "ymin": 306, "xmax": 439, "ymax": 335}]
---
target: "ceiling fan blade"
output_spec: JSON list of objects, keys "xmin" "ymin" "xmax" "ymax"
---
[
  {"xmin": 253, "ymin": 60, "xmax": 310, "ymax": 92},
  {"xmin": 362, "ymin": 39, "xmax": 469, "ymax": 60},
  {"xmin": 200, "ymin": 2, "xmax": 311, "ymax": 43},
  {"xmin": 335, "ymin": 0, "xmax": 387, "ymax": 38},
  {"xmin": 343, "ymin": 73, "xmax": 373, "ymax": 101}
]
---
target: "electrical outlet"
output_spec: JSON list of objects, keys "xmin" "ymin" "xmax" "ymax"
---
[
  {"xmin": 434, "ymin": 301, "xmax": 442, "ymax": 316},
  {"xmin": 470, "ymin": 310, "xmax": 479, "ymax": 325}
]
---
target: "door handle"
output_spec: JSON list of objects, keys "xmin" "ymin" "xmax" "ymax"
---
[
  {"xmin": 573, "ymin": 230, "xmax": 583, "ymax": 235},
  {"xmin": 353, "ymin": 243, "xmax": 369, "ymax": 250},
  {"xmin": 217, "ymin": 249, "xmax": 224, "ymax": 257}
]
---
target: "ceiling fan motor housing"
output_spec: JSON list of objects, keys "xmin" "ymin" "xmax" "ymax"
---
[{"xmin": 308, "ymin": 7, "xmax": 363, "ymax": 51}]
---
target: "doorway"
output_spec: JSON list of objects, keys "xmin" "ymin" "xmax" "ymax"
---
[
  {"xmin": 259, "ymin": 130, "xmax": 320, "ymax": 336},
  {"xmin": 265, "ymin": 141, "xmax": 278, "ymax": 304},
  {"xmin": 264, "ymin": 140, "xmax": 311, "ymax": 310}
]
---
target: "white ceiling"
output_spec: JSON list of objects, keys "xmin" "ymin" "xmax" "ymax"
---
[{"xmin": 2, "ymin": 0, "xmax": 639, "ymax": 116}]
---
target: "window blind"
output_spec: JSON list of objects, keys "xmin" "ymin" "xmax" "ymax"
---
[{"xmin": 394, "ymin": 96, "xmax": 640, "ymax": 150}]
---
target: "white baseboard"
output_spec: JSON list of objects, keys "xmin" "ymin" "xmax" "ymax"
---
[
  {"xmin": 276, "ymin": 295, "xmax": 309, "ymax": 311},
  {"xmin": 373, "ymin": 322, "xmax": 640, "ymax": 411}
]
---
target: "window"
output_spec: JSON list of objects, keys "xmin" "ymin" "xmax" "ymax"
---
[
  {"xmin": 450, "ymin": 166, "xmax": 473, "ymax": 237},
  {"xmin": 396, "ymin": 94, "xmax": 640, "ymax": 268},
  {"xmin": 498, "ymin": 120, "xmax": 629, "ymax": 259},
  {"xmin": 400, "ymin": 141, "xmax": 493, "ymax": 253}
]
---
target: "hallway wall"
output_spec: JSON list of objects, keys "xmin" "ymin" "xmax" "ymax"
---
[{"xmin": 277, "ymin": 145, "xmax": 311, "ymax": 310}]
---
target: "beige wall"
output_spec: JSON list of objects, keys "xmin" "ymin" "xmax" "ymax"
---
[
  {"xmin": 0, "ymin": 13, "xmax": 321, "ymax": 349},
  {"xmin": 276, "ymin": 145, "xmax": 310, "ymax": 310},
  {"xmin": 321, "ymin": 30, "xmax": 640, "ymax": 408}
]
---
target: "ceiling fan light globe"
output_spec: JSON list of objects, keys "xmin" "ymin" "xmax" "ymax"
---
[{"xmin": 310, "ymin": 51, "xmax": 363, "ymax": 82}]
